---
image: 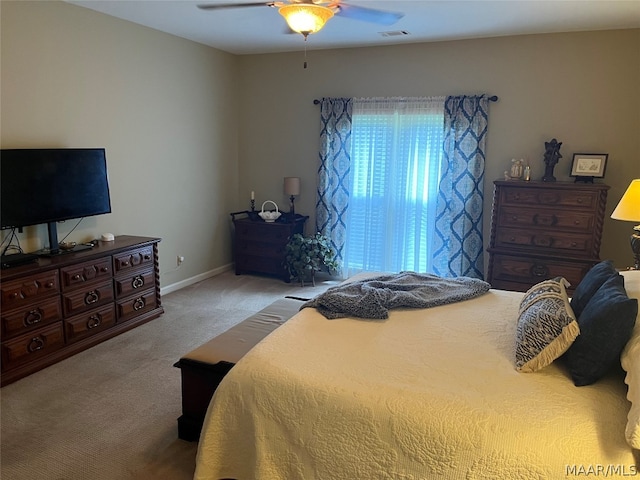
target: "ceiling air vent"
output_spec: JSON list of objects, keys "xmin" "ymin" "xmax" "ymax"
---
[{"xmin": 379, "ymin": 30, "xmax": 410, "ymax": 37}]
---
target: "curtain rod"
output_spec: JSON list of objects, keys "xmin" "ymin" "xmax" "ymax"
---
[{"xmin": 313, "ymin": 95, "xmax": 499, "ymax": 105}]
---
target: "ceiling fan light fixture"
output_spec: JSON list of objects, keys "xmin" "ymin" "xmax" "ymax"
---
[{"xmin": 278, "ymin": 4, "xmax": 334, "ymax": 36}]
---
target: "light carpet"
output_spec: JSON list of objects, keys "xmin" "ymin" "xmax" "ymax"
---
[{"xmin": 0, "ymin": 270, "xmax": 338, "ymax": 480}]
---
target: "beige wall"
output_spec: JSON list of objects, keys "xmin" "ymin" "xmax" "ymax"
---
[
  {"xmin": 2, "ymin": 0, "xmax": 639, "ymax": 286},
  {"xmin": 237, "ymin": 29, "xmax": 640, "ymax": 271},
  {"xmin": 1, "ymin": 1, "xmax": 240, "ymax": 290}
]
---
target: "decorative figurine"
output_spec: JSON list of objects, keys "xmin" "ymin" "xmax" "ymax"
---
[
  {"xmin": 509, "ymin": 158, "xmax": 525, "ymax": 180},
  {"xmin": 542, "ymin": 138, "xmax": 562, "ymax": 182}
]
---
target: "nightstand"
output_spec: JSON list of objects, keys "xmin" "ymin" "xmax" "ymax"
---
[{"xmin": 231, "ymin": 212, "xmax": 308, "ymax": 282}]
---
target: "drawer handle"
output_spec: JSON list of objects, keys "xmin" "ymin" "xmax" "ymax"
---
[
  {"xmin": 87, "ymin": 314, "xmax": 102, "ymax": 329},
  {"xmin": 533, "ymin": 236, "xmax": 552, "ymax": 247},
  {"xmin": 133, "ymin": 297, "xmax": 146, "ymax": 311},
  {"xmin": 574, "ymin": 220, "xmax": 581, "ymax": 225},
  {"xmin": 539, "ymin": 193, "xmax": 560, "ymax": 204},
  {"xmin": 73, "ymin": 274, "xmax": 82, "ymax": 281},
  {"xmin": 24, "ymin": 309, "xmax": 43, "ymax": 326},
  {"xmin": 533, "ymin": 214, "xmax": 557, "ymax": 226},
  {"xmin": 101, "ymin": 267, "xmax": 109, "ymax": 273},
  {"xmin": 577, "ymin": 198, "xmax": 583, "ymax": 204},
  {"xmin": 27, "ymin": 337, "xmax": 45, "ymax": 353},
  {"xmin": 85, "ymin": 291, "xmax": 100, "ymax": 305},
  {"xmin": 531, "ymin": 264, "xmax": 549, "ymax": 278},
  {"xmin": 571, "ymin": 242, "xmax": 578, "ymax": 247},
  {"xmin": 9, "ymin": 292, "xmax": 18, "ymax": 300},
  {"xmin": 122, "ymin": 261, "xmax": 130, "ymax": 267},
  {"xmin": 143, "ymin": 255, "xmax": 151, "ymax": 260},
  {"xmin": 511, "ymin": 215, "xmax": 518, "ymax": 221},
  {"xmin": 45, "ymin": 282, "xmax": 54, "ymax": 288},
  {"xmin": 132, "ymin": 275, "xmax": 145, "ymax": 289}
]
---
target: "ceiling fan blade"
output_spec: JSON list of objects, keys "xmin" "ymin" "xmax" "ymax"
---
[
  {"xmin": 197, "ymin": 2, "xmax": 275, "ymax": 10},
  {"xmin": 335, "ymin": 3, "xmax": 404, "ymax": 26}
]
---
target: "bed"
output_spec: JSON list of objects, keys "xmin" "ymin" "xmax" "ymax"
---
[{"xmin": 194, "ymin": 269, "xmax": 640, "ymax": 479}]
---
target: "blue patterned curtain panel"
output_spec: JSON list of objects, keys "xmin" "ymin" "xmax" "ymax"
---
[
  {"xmin": 433, "ymin": 95, "xmax": 490, "ymax": 279},
  {"xmin": 316, "ymin": 98, "xmax": 353, "ymax": 272}
]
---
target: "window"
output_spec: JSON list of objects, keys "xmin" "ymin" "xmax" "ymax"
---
[{"xmin": 343, "ymin": 97, "xmax": 445, "ymax": 275}]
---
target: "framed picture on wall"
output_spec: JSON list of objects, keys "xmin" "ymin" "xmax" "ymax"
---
[{"xmin": 570, "ymin": 153, "xmax": 608, "ymax": 180}]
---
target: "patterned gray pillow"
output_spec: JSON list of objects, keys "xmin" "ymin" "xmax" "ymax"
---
[{"xmin": 515, "ymin": 277, "xmax": 580, "ymax": 373}]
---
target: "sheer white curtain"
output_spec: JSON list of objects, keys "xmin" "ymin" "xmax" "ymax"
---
[{"xmin": 342, "ymin": 96, "xmax": 446, "ymax": 277}]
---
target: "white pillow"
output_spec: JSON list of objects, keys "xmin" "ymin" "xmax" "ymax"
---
[{"xmin": 620, "ymin": 270, "xmax": 640, "ymax": 449}]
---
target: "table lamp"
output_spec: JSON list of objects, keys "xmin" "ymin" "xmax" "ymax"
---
[
  {"xmin": 611, "ymin": 179, "xmax": 640, "ymax": 270},
  {"xmin": 284, "ymin": 177, "xmax": 301, "ymax": 216}
]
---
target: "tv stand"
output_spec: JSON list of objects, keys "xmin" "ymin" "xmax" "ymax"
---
[{"xmin": 0, "ymin": 235, "xmax": 164, "ymax": 386}]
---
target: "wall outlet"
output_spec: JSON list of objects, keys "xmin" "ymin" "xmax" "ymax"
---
[{"xmin": 177, "ymin": 255, "xmax": 185, "ymax": 267}]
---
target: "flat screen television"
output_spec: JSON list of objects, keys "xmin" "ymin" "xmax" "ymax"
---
[{"xmin": 1, "ymin": 148, "xmax": 112, "ymax": 255}]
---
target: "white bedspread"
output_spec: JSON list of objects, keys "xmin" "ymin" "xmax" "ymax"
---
[{"xmin": 194, "ymin": 288, "xmax": 637, "ymax": 479}]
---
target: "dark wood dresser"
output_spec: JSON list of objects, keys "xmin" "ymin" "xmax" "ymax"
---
[
  {"xmin": 0, "ymin": 235, "xmax": 163, "ymax": 386},
  {"xmin": 486, "ymin": 181, "xmax": 609, "ymax": 292},
  {"xmin": 231, "ymin": 213, "xmax": 307, "ymax": 282}
]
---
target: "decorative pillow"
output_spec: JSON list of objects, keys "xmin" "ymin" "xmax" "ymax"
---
[
  {"xmin": 620, "ymin": 270, "xmax": 640, "ymax": 449},
  {"xmin": 515, "ymin": 277, "xmax": 579, "ymax": 373},
  {"xmin": 570, "ymin": 260, "xmax": 617, "ymax": 319},
  {"xmin": 564, "ymin": 273, "xmax": 638, "ymax": 386}
]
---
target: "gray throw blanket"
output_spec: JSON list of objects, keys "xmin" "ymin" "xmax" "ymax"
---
[{"xmin": 301, "ymin": 272, "xmax": 491, "ymax": 319}]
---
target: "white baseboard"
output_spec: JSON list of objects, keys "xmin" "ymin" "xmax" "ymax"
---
[{"xmin": 160, "ymin": 263, "xmax": 234, "ymax": 295}]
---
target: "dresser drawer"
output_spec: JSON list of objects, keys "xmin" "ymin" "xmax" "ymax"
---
[
  {"xmin": 114, "ymin": 269, "xmax": 156, "ymax": 299},
  {"xmin": 113, "ymin": 246, "xmax": 154, "ymax": 274},
  {"xmin": 60, "ymin": 257, "xmax": 112, "ymax": 291},
  {"xmin": 235, "ymin": 223, "xmax": 296, "ymax": 244},
  {"xmin": 1, "ymin": 296, "xmax": 63, "ymax": 339},
  {"xmin": 0, "ymin": 270, "xmax": 59, "ymax": 310},
  {"xmin": 490, "ymin": 254, "xmax": 590, "ymax": 291},
  {"xmin": 64, "ymin": 304, "xmax": 116, "ymax": 343},
  {"xmin": 1, "ymin": 323, "xmax": 65, "ymax": 372},
  {"xmin": 115, "ymin": 288, "xmax": 157, "ymax": 322},
  {"xmin": 62, "ymin": 280, "xmax": 114, "ymax": 316},
  {"xmin": 236, "ymin": 254, "xmax": 283, "ymax": 275},
  {"xmin": 499, "ymin": 186, "xmax": 599, "ymax": 210},
  {"xmin": 496, "ymin": 206, "xmax": 595, "ymax": 233},
  {"xmin": 236, "ymin": 239, "xmax": 286, "ymax": 257},
  {"xmin": 494, "ymin": 228, "xmax": 593, "ymax": 255}
]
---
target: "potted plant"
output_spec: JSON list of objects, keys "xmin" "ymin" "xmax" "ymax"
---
[{"xmin": 284, "ymin": 233, "xmax": 338, "ymax": 286}]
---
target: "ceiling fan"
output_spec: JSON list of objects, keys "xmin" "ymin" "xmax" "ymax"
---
[{"xmin": 197, "ymin": 1, "xmax": 404, "ymax": 39}]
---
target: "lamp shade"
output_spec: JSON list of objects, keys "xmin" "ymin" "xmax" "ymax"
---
[
  {"xmin": 611, "ymin": 179, "xmax": 640, "ymax": 222},
  {"xmin": 278, "ymin": 4, "xmax": 334, "ymax": 35},
  {"xmin": 284, "ymin": 177, "xmax": 301, "ymax": 196}
]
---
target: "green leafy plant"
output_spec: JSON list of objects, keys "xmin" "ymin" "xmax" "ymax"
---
[{"xmin": 284, "ymin": 233, "xmax": 338, "ymax": 286}]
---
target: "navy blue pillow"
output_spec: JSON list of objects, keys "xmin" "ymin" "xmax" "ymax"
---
[
  {"xmin": 565, "ymin": 273, "xmax": 638, "ymax": 386},
  {"xmin": 570, "ymin": 260, "xmax": 617, "ymax": 318}
]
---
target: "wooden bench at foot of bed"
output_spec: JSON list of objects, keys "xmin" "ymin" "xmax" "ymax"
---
[{"xmin": 174, "ymin": 297, "xmax": 304, "ymax": 441}]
